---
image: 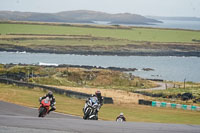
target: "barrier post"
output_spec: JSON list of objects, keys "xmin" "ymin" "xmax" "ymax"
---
[
  {"xmin": 191, "ymin": 106, "xmax": 197, "ymax": 111},
  {"xmin": 152, "ymin": 101, "xmax": 156, "ymax": 107},
  {"xmin": 160, "ymin": 102, "xmax": 166, "ymax": 107},
  {"xmin": 181, "ymin": 104, "xmax": 187, "ymax": 110},
  {"xmin": 171, "ymin": 103, "xmax": 176, "ymax": 108}
]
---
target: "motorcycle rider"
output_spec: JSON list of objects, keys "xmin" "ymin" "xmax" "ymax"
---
[
  {"xmin": 116, "ymin": 112, "xmax": 126, "ymax": 122},
  {"xmin": 83, "ymin": 90, "xmax": 103, "ymax": 119},
  {"xmin": 94, "ymin": 90, "xmax": 104, "ymax": 107},
  {"xmin": 39, "ymin": 91, "xmax": 56, "ymax": 114}
]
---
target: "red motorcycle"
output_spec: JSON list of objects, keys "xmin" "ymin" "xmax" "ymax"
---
[{"xmin": 38, "ymin": 97, "xmax": 50, "ymax": 117}]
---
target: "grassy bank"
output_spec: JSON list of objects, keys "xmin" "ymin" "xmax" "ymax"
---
[
  {"xmin": 0, "ymin": 64, "xmax": 156, "ymax": 91},
  {"xmin": 0, "ymin": 83, "xmax": 200, "ymax": 125}
]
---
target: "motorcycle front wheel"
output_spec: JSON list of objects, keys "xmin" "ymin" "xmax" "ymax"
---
[
  {"xmin": 83, "ymin": 107, "xmax": 92, "ymax": 120},
  {"xmin": 38, "ymin": 107, "xmax": 46, "ymax": 117}
]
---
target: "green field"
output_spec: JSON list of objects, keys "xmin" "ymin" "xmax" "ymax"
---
[
  {"xmin": 0, "ymin": 23, "xmax": 200, "ymax": 43},
  {"xmin": 1, "ymin": 83, "xmax": 200, "ymax": 125},
  {"xmin": 0, "ymin": 22, "xmax": 200, "ymax": 56}
]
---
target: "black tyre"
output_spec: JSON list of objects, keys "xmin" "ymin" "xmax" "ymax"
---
[
  {"xmin": 116, "ymin": 118, "xmax": 123, "ymax": 122},
  {"xmin": 91, "ymin": 115, "xmax": 98, "ymax": 120},
  {"xmin": 38, "ymin": 107, "xmax": 46, "ymax": 117},
  {"xmin": 83, "ymin": 107, "xmax": 92, "ymax": 120}
]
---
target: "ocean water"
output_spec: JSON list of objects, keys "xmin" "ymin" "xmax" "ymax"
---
[
  {"xmin": 123, "ymin": 20, "xmax": 200, "ymax": 30},
  {"xmin": 0, "ymin": 52, "xmax": 200, "ymax": 82},
  {"xmin": 140, "ymin": 20, "xmax": 200, "ymax": 30},
  {"xmin": 94, "ymin": 20, "xmax": 200, "ymax": 30}
]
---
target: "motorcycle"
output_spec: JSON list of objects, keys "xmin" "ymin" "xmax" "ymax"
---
[
  {"xmin": 38, "ymin": 97, "xmax": 50, "ymax": 117},
  {"xmin": 116, "ymin": 117, "xmax": 124, "ymax": 122},
  {"xmin": 83, "ymin": 97, "xmax": 99, "ymax": 120},
  {"xmin": 116, "ymin": 114, "xmax": 126, "ymax": 122}
]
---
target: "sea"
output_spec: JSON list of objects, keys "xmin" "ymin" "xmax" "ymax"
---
[{"xmin": 0, "ymin": 52, "xmax": 200, "ymax": 82}]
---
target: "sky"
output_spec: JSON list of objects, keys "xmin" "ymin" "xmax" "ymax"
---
[{"xmin": 0, "ymin": 0, "xmax": 200, "ymax": 17}]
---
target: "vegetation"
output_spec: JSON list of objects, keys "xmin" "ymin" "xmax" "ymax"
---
[
  {"xmin": 139, "ymin": 82, "xmax": 200, "ymax": 106},
  {"xmin": 0, "ymin": 22, "xmax": 200, "ymax": 56},
  {"xmin": 1, "ymin": 64, "xmax": 200, "ymax": 106},
  {"xmin": 0, "ymin": 23, "xmax": 200, "ymax": 43},
  {"xmin": 0, "ymin": 83, "xmax": 200, "ymax": 124},
  {"xmin": 0, "ymin": 64, "xmax": 156, "ymax": 91}
]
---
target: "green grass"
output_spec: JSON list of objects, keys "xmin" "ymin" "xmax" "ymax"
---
[
  {"xmin": 0, "ymin": 37, "xmax": 132, "ymax": 46},
  {"xmin": 0, "ymin": 83, "xmax": 200, "ymax": 124},
  {"xmin": 1, "ymin": 23, "xmax": 200, "ymax": 43}
]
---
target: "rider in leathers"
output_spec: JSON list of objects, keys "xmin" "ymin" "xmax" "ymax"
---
[
  {"xmin": 116, "ymin": 113, "xmax": 126, "ymax": 122},
  {"xmin": 40, "ymin": 91, "xmax": 56, "ymax": 114}
]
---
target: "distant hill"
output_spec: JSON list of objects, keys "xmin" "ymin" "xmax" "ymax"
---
[
  {"xmin": 0, "ymin": 10, "xmax": 162, "ymax": 25},
  {"xmin": 147, "ymin": 16, "xmax": 200, "ymax": 21}
]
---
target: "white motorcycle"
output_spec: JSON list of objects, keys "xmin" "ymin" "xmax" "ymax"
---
[{"xmin": 83, "ymin": 97, "xmax": 99, "ymax": 120}]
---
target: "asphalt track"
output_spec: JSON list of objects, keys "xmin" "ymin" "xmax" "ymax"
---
[{"xmin": 0, "ymin": 101, "xmax": 200, "ymax": 133}]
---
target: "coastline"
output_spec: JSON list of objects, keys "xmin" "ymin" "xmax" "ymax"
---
[
  {"xmin": 1, "ymin": 51, "xmax": 200, "ymax": 82},
  {"xmin": 1, "ymin": 48, "xmax": 200, "ymax": 57}
]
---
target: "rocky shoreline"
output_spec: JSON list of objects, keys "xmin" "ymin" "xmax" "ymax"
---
[
  {"xmin": 2, "ymin": 63, "xmax": 153, "ymax": 72},
  {"xmin": 1, "ymin": 46, "xmax": 200, "ymax": 57}
]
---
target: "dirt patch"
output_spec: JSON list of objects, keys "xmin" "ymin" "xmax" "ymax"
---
[{"xmin": 51, "ymin": 86, "xmax": 152, "ymax": 104}]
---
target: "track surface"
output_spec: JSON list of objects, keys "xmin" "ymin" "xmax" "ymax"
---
[{"xmin": 0, "ymin": 101, "xmax": 200, "ymax": 133}]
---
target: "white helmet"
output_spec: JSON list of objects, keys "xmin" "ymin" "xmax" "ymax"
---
[
  {"xmin": 120, "ymin": 112, "xmax": 124, "ymax": 116},
  {"xmin": 45, "ymin": 97, "xmax": 50, "ymax": 101}
]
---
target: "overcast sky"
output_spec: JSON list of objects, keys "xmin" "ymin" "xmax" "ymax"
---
[{"xmin": 1, "ymin": 0, "xmax": 200, "ymax": 17}]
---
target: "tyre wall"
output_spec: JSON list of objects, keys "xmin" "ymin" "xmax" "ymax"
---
[{"xmin": 139, "ymin": 99, "xmax": 200, "ymax": 111}]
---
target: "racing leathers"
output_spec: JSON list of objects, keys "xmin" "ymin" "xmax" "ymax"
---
[{"xmin": 116, "ymin": 115, "xmax": 126, "ymax": 122}]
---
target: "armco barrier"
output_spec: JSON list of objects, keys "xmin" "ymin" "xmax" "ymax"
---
[
  {"xmin": 139, "ymin": 99, "xmax": 200, "ymax": 111},
  {"xmin": 0, "ymin": 78, "xmax": 113, "ymax": 104}
]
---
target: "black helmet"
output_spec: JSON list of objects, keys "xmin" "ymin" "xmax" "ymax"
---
[
  {"xmin": 95, "ymin": 90, "xmax": 101, "ymax": 98},
  {"xmin": 47, "ymin": 91, "xmax": 53, "ymax": 97}
]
